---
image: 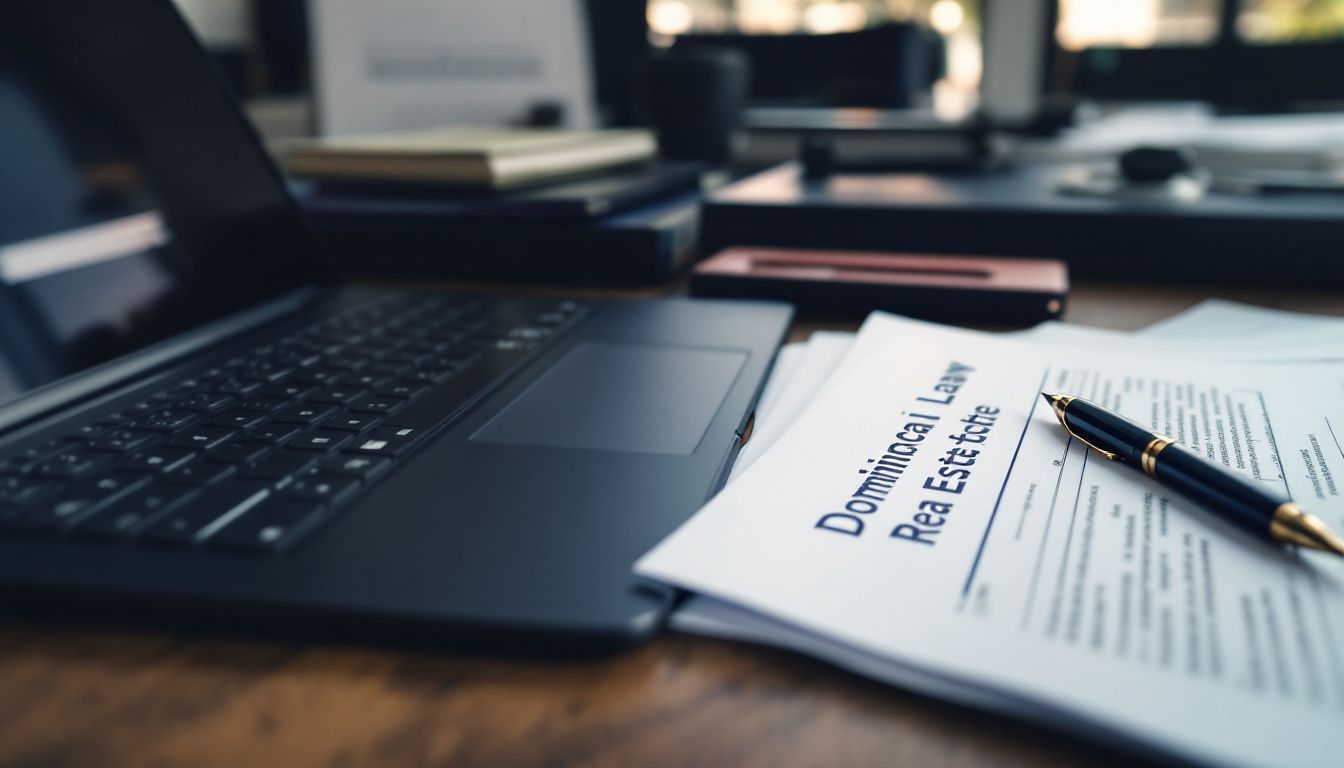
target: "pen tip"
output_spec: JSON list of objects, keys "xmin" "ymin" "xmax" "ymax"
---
[
  {"xmin": 1272, "ymin": 504, "xmax": 1344, "ymax": 558},
  {"xmin": 1040, "ymin": 392, "xmax": 1056, "ymax": 405}
]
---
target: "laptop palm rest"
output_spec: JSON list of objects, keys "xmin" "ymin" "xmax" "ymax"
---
[{"xmin": 470, "ymin": 342, "xmax": 747, "ymax": 455}]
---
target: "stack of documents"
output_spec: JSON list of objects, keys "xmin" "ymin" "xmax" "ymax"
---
[{"xmin": 637, "ymin": 301, "xmax": 1344, "ymax": 768}]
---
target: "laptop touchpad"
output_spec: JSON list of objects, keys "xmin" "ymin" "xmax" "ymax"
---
[{"xmin": 470, "ymin": 342, "xmax": 747, "ymax": 455}]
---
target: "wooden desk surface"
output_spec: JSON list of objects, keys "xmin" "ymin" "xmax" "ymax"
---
[{"xmin": 3, "ymin": 282, "xmax": 1340, "ymax": 768}]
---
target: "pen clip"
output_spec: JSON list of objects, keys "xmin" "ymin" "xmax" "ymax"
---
[{"xmin": 1050, "ymin": 396, "xmax": 1119, "ymax": 460}]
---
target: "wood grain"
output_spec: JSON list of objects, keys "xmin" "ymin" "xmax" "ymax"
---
[{"xmin": 2, "ymin": 281, "xmax": 1336, "ymax": 767}]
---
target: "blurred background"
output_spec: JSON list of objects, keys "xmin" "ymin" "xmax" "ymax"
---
[{"xmin": 171, "ymin": 0, "xmax": 1344, "ymax": 135}]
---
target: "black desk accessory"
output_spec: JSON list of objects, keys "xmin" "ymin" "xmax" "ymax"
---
[
  {"xmin": 304, "ymin": 191, "xmax": 703, "ymax": 287},
  {"xmin": 646, "ymin": 48, "xmax": 749, "ymax": 165},
  {"xmin": 297, "ymin": 164, "xmax": 706, "ymax": 287},
  {"xmin": 703, "ymin": 162, "xmax": 1344, "ymax": 287}
]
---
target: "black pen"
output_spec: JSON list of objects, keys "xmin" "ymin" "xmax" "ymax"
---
[{"xmin": 1042, "ymin": 393, "xmax": 1344, "ymax": 557}]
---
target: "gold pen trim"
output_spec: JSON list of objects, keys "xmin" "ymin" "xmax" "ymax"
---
[
  {"xmin": 1270, "ymin": 503, "xmax": 1344, "ymax": 556},
  {"xmin": 1140, "ymin": 436, "xmax": 1173, "ymax": 479},
  {"xmin": 1047, "ymin": 395, "xmax": 1118, "ymax": 460}
]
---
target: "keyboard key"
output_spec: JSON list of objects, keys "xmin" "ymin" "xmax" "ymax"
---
[
  {"xmin": 158, "ymin": 377, "xmax": 209, "ymax": 397},
  {"xmin": 348, "ymin": 398, "xmax": 405, "ymax": 415},
  {"xmin": 205, "ymin": 440, "xmax": 271, "ymax": 465},
  {"xmin": 64, "ymin": 422, "xmax": 111, "ymax": 442},
  {"xmin": 322, "ymin": 357, "xmax": 367, "ymax": 371},
  {"xmin": 240, "ymin": 450, "xmax": 315, "ymax": 479},
  {"xmin": 6, "ymin": 474, "xmax": 150, "ymax": 532},
  {"xmin": 322, "ymin": 412, "xmax": 380, "ymax": 432},
  {"xmin": 237, "ymin": 396, "xmax": 289, "ymax": 413},
  {"xmin": 87, "ymin": 429, "xmax": 157, "ymax": 452},
  {"xmin": 239, "ymin": 423, "xmax": 302, "ymax": 445},
  {"xmin": 214, "ymin": 379, "xmax": 264, "ymax": 396},
  {"xmin": 140, "ymin": 481, "xmax": 273, "ymax": 545},
  {"xmin": 375, "ymin": 383, "xmax": 426, "ymax": 400},
  {"xmin": 401, "ymin": 369, "xmax": 450, "ymax": 385},
  {"xmin": 289, "ymin": 368, "xmax": 343, "ymax": 386},
  {"xmin": 344, "ymin": 426, "xmax": 425, "ymax": 457},
  {"xmin": 0, "ymin": 475, "xmax": 67, "ymax": 507},
  {"xmin": 32, "ymin": 449, "xmax": 115, "ymax": 478},
  {"xmin": 378, "ymin": 350, "xmax": 424, "ymax": 366},
  {"xmin": 307, "ymin": 387, "xmax": 366, "ymax": 405},
  {"xmin": 4, "ymin": 440, "xmax": 71, "ymax": 470},
  {"xmin": 508, "ymin": 325, "xmax": 551, "ymax": 340},
  {"xmin": 137, "ymin": 409, "xmax": 200, "ymax": 432},
  {"xmin": 207, "ymin": 410, "xmax": 268, "ymax": 430},
  {"xmin": 209, "ymin": 498, "xmax": 325, "ymax": 553},
  {"xmin": 161, "ymin": 461, "xmax": 236, "ymax": 486},
  {"xmin": 321, "ymin": 454, "xmax": 390, "ymax": 481},
  {"xmin": 232, "ymin": 361, "xmax": 292, "ymax": 383},
  {"xmin": 343, "ymin": 373, "xmax": 389, "ymax": 389},
  {"xmin": 364, "ymin": 360, "xmax": 408, "ymax": 376},
  {"xmin": 169, "ymin": 427, "xmax": 236, "ymax": 451},
  {"xmin": 273, "ymin": 351, "xmax": 322, "ymax": 368},
  {"xmin": 74, "ymin": 485, "xmax": 200, "ymax": 539},
  {"xmin": 288, "ymin": 429, "xmax": 351, "ymax": 452},
  {"xmin": 283, "ymin": 474, "xmax": 359, "ymax": 505},
  {"xmin": 121, "ymin": 448, "xmax": 196, "ymax": 473},
  {"xmin": 271, "ymin": 403, "xmax": 337, "ymax": 424},
  {"xmin": 110, "ymin": 401, "xmax": 157, "ymax": 422},
  {"xmin": 261, "ymin": 383, "xmax": 315, "ymax": 400},
  {"xmin": 161, "ymin": 392, "xmax": 235, "ymax": 412},
  {"xmin": 425, "ymin": 354, "xmax": 474, "ymax": 372}
]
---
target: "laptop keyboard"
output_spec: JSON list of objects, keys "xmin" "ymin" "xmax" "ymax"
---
[{"xmin": 0, "ymin": 293, "xmax": 587, "ymax": 554}]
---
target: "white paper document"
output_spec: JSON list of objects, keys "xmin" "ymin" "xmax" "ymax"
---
[
  {"xmin": 1025, "ymin": 320, "xmax": 1344, "ymax": 364},
  {"xmin": 640, "ymin": 313, "xmax": 1344, "ymax": 768},
  {"xmin": 729, "ymin": 332, "xmax": 853, "ymax": 481},
  {"xmin": 1137, "ymin": 299, "xmax": 1344, "ymax": 343},
  {"xmin": 310, "ymin": 0, "xmax": 596, "ymax": 135}
]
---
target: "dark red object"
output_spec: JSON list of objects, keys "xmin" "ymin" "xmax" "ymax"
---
[{"xmin": 691, "ymin": 247, "xmax": 1068, "ymax": 325}]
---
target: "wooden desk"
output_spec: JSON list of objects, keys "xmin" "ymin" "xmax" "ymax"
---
[{"xmin": 3, "ymin": 282, "xmax": 1340, "ymax": 768}]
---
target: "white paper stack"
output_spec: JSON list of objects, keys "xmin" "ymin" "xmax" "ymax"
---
[{"xmin": 643, "ymin": 301, "xmax": 1344, "ymax": 768}]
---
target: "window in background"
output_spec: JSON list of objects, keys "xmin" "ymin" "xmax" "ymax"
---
[
  {"xmin": 1055, "ymin": 0, "xmax": 1221, "ymax": 50},
  {"xmin": 1047, "ymin": 0, "xmax": 1344, "ymax": 109},
  {"xmin": 1237, "ymin": 0, "xmax": 1344, "ymax": 43},
  {"xmin": 645, "ymin": 0, "xmax": 982, "ymax": 116}
]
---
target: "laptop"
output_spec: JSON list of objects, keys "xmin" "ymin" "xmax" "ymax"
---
[{"xmin": 0, "ymin": 1, "xmax": 790, "ymax": 653}]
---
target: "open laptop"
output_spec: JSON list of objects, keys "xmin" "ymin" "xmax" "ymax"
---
[{"xmin": 0, "ymin": 0, "xmax": 790, "ymax": 653}]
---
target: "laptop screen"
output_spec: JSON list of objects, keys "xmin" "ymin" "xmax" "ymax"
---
[{"xmin": 0, "ymin": 1, "xmax": 331, "ymax": 412}]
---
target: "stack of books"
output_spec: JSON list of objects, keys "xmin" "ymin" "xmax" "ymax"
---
[{"xmin": 285, "ymin": 127, "xmax": 703, "ymax": 286}]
